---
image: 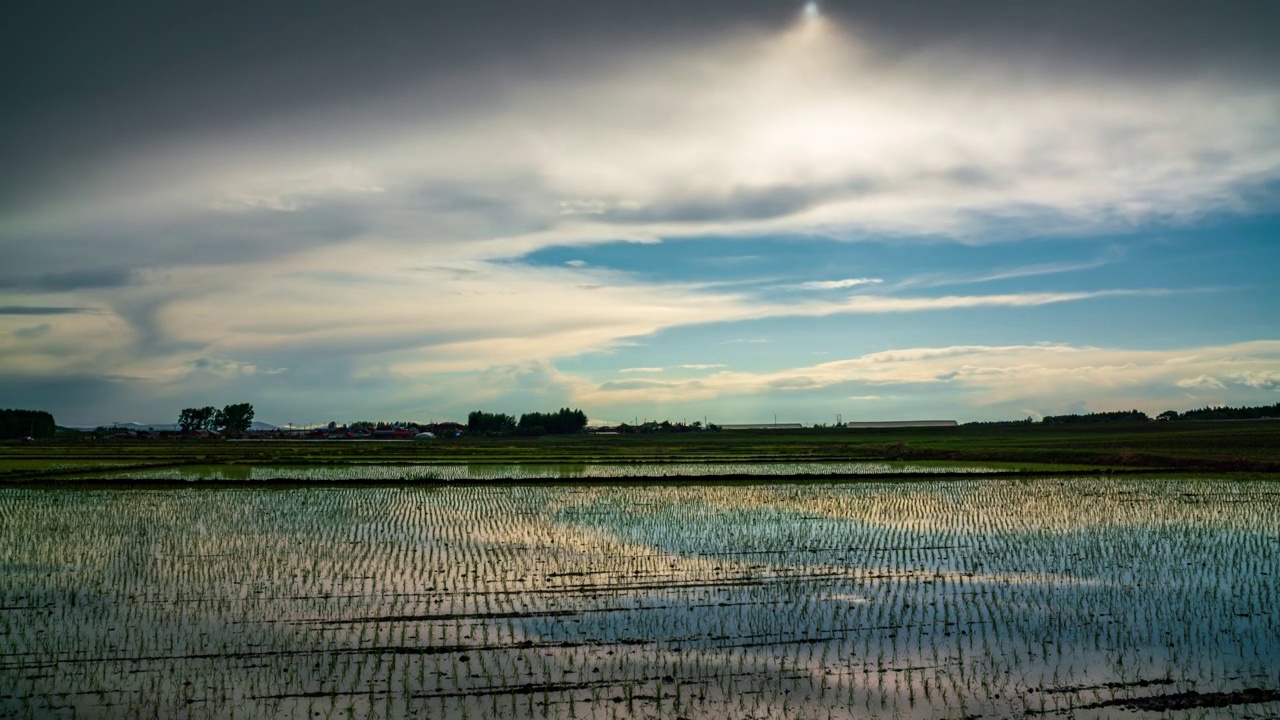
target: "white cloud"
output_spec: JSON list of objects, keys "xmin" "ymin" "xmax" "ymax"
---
[
  {"xmin": 206, "ymin": 164, "xmax": 386, "ymax": 213},
  {"xmin": 893, "ymin": 247, "xmax": 1126, "ymax": 290},
  {"xmin": 189, "ymin": 357, "xmax": 288, "ymax": 379},
  {"xmin": 821, "ymin": 289, "xmax": 1173, "ymax": 314},
  {"xmin": 619, "ymin": 367, "xmax": 664, "ymax": 373},
  {"xmin": 679, "ymin": 363, "xmax": 728, "ymax": 370},
  {"xmin": 16, "ymin": 11, "xmax": 1279, "ymax": 265},
  {"xmin": 720, "ymin": 337, "xmax": 770, "ymax": 345},
  {"xmin": 569, "ymin": 340, "xmax": 1280, "ymax": 412},
  {"xmin": 3, "ymin": 13, "xmax": 1278, "ymax": 423},
  {"xmin": 1175, "ymin": 375, "xmax": 1226, "ymax": 389},
  {"xmin": 3, "ymin": 235, "xmax": 1176, "ymax": 396},
  {"xmin": 1231, "ymin": 371, "xmax": 1280, "ymax": 391},
  {"xmin": 795, "ymin": 278, "xmax": 883, "ymax": 290}
]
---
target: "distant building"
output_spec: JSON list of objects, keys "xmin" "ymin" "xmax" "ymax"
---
[
  {"xmin": 720, "ymin": 423, "xmax": 804, "ymax": 430},
  {"xmin": 425, "ymin": 422, "xmax": 465, "ymax": 436},
  {"xmin": 371, "ymin": 428, "xmax": 416, "ymax": 440},
  {"xmin": 844, "ymin": 420, "xmax": 957, "ymax": 429}
]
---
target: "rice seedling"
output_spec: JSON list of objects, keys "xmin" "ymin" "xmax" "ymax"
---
[{"xmin": 0, "ymin": 477, "xmax": 1276, "ymax": 718}]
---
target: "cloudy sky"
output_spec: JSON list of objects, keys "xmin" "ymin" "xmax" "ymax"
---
[{"xmin": 3, "ymin": 0, "xmax": 1279, "ymax": 426}]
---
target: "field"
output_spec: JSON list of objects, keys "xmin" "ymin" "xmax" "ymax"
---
[
  {"xmin": 2, "ymin": 423, "xmax": 1278, "ymax": 718},
  {"xmin": 2, "ymin": 478, "xmax": 1279, "ymax": 718},
  {"xmin": 3, "ymin": 420, "xmax": 1280, "ymax": 484}
]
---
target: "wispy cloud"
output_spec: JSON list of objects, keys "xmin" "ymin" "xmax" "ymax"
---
[
  {"xmin": 894, "ymin": 247, "xmax": 1127, "ymax": 290},
  {"xmin": 720, "ymin": 337, "xmax": 770, "ymax": 345},
  {"xmin": 1175, "ymin": 375, "xmax": 1226, "ymax": 389},
  {"xmin": 818, "ymin": 289, "xmax": 1175, "ymax": 315},
  {"xmin": 11, "ymin": 323, "xmax": 51, "ymax": 339},
  {"xmin": 571, "ymin": 340, "xmax": 1280, "ymax": 413},
  {"xmin": 12, "ymin": 12, "xmax": 1278, "ymax": 274},
  {"xmin": 2, "ymin": 10, "xmax": 1276, "ymax": 424},
  {"xmin": 794, "ymin": 277, "xmax": 883, "ymax": 290},
  {"xmin": 1232, "ymin": 371, "xmax": 1280, "ymax": 391},
  {"xmin": 190, "ymin": 357, "xmax": 288, "ymax": 379},
  {"xmin": 0, "ymin": 254, "xmax": 1182, "ymax": 392},
  {"xmin": 619, "ymin": 367, "xmax": 664, "ymax": 373}
]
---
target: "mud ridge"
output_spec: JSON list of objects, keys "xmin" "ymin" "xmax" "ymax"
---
[{"xmin": 1077, "ymin": 687, "xmax": 1280, "ymax": 712}]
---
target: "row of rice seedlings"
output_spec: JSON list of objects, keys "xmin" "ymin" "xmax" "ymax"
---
[
  {"xmin": 1, "ymin": 477, "xmax": 1277, "ymax": 718},
  {"xmin": 81, "ymin": 461, "xmax": 1007, "ymax": 483}
]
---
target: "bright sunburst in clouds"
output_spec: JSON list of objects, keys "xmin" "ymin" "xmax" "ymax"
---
[{"xmin": 1, "ymin": 1, "xmax": 1279, "ymax": 425}]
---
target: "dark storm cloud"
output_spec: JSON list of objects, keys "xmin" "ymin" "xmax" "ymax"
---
[
  {"xmin": 3, "ymin": 1, "xmax": 1276, "ymax": 211},
  {"xmin": 0, "ymin": 374, "xmax": 139, "ymax": 426},
  {"xmin": 0, "ymin": 305, "xmax": 97, "ymax": 315},
  {"xmin": 0, "ymin": 267, "xmax": 136, "ymax": 292},
  {"xmin": 11, "ymin": 200, "xmax": 374, "ymax": 273},
  {"xmin": 834, "ymin": 1, "xmax": 1280, "ymax": 77}
]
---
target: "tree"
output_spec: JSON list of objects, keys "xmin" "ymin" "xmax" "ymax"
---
[
  {"xmin": 1180, "ymin": 402, "xmax": 1280, "ymax": 421},
  {"xmin": 0, "ymin": 409, "xmax": 56, "ymax": 439},
  {"xmin": 178, "ymin": 406, "xmax": 218, "ymax": 432},
  {"xmin": 517, "ymin": 408, "xmax": 588, "ymax": 435},
  {"xmin": 215, "ymin": 403, "xmax": 255, "ymax": 434},
  {"xmin": 468, "ymin": 411, "xmax": 516, "ymax": 436},
  {"xmin": 1042, "ymin": 410, "xmax": 1151, "ymax": 425}
]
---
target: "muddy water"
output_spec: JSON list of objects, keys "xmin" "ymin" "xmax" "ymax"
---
[{"xmin": 1, "ymin": 477, "xmax": 1278, "ymax": 718}]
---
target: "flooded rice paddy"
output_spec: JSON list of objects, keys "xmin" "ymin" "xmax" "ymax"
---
[
  {"xmin": 79, "ymin": 461, "xmax": 1005, "ymax": 483},
  {"xmin": 2, "ymin": 477, "xmax": 1278, "ymax": 718}
]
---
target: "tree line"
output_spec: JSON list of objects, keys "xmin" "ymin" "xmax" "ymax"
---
[
  {"xmin": 971, "ymin": 402, "xmax": 1280, "ymax": 426},
  {"xmin": 1158, "ymin": 402, "xmax": 1280, "ymax": 422},
  {"xmin": 0, "ymin": 409, "xmax": 56, "ymax": 439},
  {"xmin": 1041, "ymin": 410, "xmax": 1151, "ymax": 425},
  {"xmin": 467, "ymin": 408, "xmax": 588, "ymax": 436},
  {"xmin": 178, "ymin": 403, "xmax": 255, "ymax": 434}
]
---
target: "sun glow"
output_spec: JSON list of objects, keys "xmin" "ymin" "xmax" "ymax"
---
[{"xmin": 794, "ymin": 1, "xmax": 829, "ymax": 41}]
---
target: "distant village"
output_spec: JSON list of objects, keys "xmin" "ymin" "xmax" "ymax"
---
[
  {"xmin": 81, "ymin": 420, "xmax": 466, "ymax": 441},
  {"xmin": 77, "ymin": 418, "xmax": 962, "ymax": 441},
  {"xmin": 6, "ymin": 401, "xmax": 1277, "ymax": 442}
]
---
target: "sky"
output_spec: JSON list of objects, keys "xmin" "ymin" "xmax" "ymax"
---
[{"xmin": 2, "ymin": 0, "xmax": 1279, "ymax": 427}]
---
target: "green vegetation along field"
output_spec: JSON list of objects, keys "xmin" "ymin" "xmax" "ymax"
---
[
  {"xmin": 2, "ymin": 478, "xmax": 1278, "ymax": 718},
  {"xmin": 2, "ymin": 420, "xmax": 1277, "ymax": 485}
]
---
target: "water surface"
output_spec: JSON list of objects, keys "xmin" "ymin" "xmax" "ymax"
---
[{"xmin": 2, "ymin": 477, "xmax": 1277, "ymax": 718}]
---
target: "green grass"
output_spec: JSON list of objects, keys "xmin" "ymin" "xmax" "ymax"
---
[{"xmin": 2, "ymin": 419, "xmax": 1277, "ymax": 483}]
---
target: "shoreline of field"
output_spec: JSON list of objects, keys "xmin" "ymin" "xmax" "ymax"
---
[
  {"xmin": 5, "ymin": 467, "xmax": 1276, "ymax": 490},
  {"xmin": 4, "ymin": 420, "xmax": 1279, "ymax": 485}
]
